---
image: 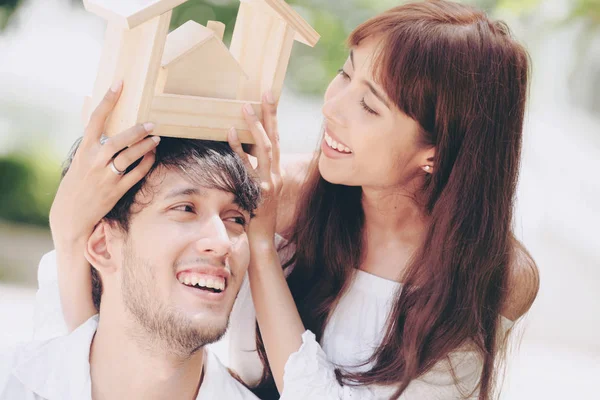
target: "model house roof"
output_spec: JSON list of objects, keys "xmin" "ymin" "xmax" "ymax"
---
[
  {"xmin": 161, "ymin": 21, "xmax": 246, "ymax": 77},
  {"xmin": 83, "ymin": 0, "xmax": 189, "ymax": 29},
  {"xmin": 248, "ymin": 0, "xmax": 320, "ymax": 46}
]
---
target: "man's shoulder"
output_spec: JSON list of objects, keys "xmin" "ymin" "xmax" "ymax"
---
[{"xmin": 204, "ymin": 350, "xmax": 259, "ymax": 399}]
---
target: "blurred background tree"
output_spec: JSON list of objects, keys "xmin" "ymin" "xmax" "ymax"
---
[{"xmin": 0, "ymin": 0, "xmax": 20, "ymax": 29}]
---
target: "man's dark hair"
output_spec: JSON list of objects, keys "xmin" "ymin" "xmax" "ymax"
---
[{"xmin": 62, "ymin": 137, "xmax": 261, "ymax": 311}]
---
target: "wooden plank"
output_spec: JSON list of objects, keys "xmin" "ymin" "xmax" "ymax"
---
[
  {"xmin": 149, "ymin": 94, "xmax": 262, "ymax": 143},
  {"xmin": 151, "ymin": 94, "xmax": 262, "ymax": 118},
  {"xmin": 207, "ymin": 21, "xmax": 225, "ymax": 41},
  {"xmin": 261, "ymin": 23, "xmax": 295, "ymax": 101},
  {"xmin": 86, "ymin": 12, "xmax": 172, "ymax": 137},
  {"xmin": 161, "ymin": 20, "xmax": 213, "ymax": 67},
  {"xmin": 155, "ymin": 125, "xmax": 254, "ymax": 143},
  {"xmin": 164, "ymin": 40, "xmax": 242, "ymax": 99},
  {"xmin": 161, "ymin": 21, "xmax": 245, "ymax": 99},
  {"xmin": 231, "ymin": 1, "xmax": 276, "ymax": 102},
  {"xmin": 231, "ymin": 1, "xmax": 295, "ymax": 102},
  {"xmin": 253, "ymin": 0, "xmax": 320, "ymax": 47},
  {"xmin": 83, "ymin": 0, "xmax": 188, "ymax": 30}
]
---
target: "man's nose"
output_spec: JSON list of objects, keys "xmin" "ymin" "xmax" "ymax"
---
[{"xmin": 194, "ymin": 216, "xmax": 233, "ymax": 258}]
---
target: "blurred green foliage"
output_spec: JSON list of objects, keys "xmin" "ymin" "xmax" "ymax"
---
[
  {"xmin": 0, "ymin": 153, "xmax": 60, "ymax": 227},
  {"xmin": 0, "ymin": 0, "xmax": 19, "ymax": 30},
  {"xmin": 568, "ymin": 0, "xmax": 600, "ymax": 24}
]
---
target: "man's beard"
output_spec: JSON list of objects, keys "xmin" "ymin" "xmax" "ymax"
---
[{"xmin": 120, "ymin": 242, "xmax": 229, "ymax": 358}]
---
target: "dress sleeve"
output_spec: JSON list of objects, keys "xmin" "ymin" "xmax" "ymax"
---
[
  {"xmin": 32, "ymin": 251, "xmax": 68, "ymax": 340},
  {"xmin": 280, "ymin": 331, "xmax": 495, "ymax": 400},
  {"xmin": 280, "ymin": 331, "xmax": 384, "ymax": 399}
]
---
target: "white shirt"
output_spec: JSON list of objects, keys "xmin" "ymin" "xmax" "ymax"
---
[
  {"xmin": 0, "ymin": 315, "xmax": 258, "ymax": 400},
  {"xmin": 34, "ymin": 247, "xmax": 514, "ymax": 399}
]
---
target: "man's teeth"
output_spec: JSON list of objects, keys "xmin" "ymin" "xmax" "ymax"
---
[
  {"xmin": 324, "ymin": 132, "xmax": 352, "ymax": 154},
  {"xmin": 178, "ymin": 274, "xmax": 225, "ymax": 291}
]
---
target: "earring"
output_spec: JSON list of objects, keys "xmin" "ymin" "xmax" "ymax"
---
[{"xmin": 423, "ymin": 165, "xmax": 432, "ymax": 173}]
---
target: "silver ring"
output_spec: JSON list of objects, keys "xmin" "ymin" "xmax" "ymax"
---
[
  {"xmin": 100, "ymin": 135, "xmax": 109, "ymax": 146},
  {"xmin": 110, "ymin": 159, "xmax": 125, "ymax": 176}
]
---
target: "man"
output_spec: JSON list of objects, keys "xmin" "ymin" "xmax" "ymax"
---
[{"xmin": 0, "ymin": 137, "xmax": 261, "ymax": 399}]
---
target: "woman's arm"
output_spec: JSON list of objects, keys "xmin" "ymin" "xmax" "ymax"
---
[
  {"xmin": 229, "ymin": 94, "xmax": 307, "ymax": 392},
  {"xmin": 47, "ymin": 82, "xmax": 159, "ymax": 330},
  {"xmin": 247, "ymin": 244, "xmax": 305, "ymax": 392},
  {"xmin": 52, "ymin": 240, "xmax": 96, "ymax": 331}
]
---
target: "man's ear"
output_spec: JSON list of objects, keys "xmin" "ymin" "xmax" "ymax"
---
[{"xmin": 85, "ymin": 221, "xmax": 119, "ymax": 274}]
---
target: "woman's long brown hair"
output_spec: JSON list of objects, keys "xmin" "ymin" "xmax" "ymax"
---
[{"xmin": 253, "ymin": 1, "xmax": 534, "ymax": 399}]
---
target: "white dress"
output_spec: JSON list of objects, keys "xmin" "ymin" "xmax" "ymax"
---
[
  {"xmin": 227, "ymin": 248, "xmax": 514, "ymax": 399},
  {"xmin": 34, "ymin": 242, "xmax": 514, "ymax": 400}
]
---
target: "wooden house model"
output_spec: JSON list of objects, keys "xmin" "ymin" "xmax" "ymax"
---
[{"xmin": 82, "ymin": 0, "xmax": 320, "ymax": 143}]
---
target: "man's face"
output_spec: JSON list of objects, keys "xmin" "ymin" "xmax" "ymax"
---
[{"xmin": 109, "ymin": 167, "xmax": 251, "ymax": 356}]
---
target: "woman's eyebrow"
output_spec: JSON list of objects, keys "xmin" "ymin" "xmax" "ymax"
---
[
  {"xmin": 364, "ymin": 81, "xmax": 391, "ymax": 109},
  {"xmin": 350, "ymin": 49, "xmax": 391, "ymax": 109}
]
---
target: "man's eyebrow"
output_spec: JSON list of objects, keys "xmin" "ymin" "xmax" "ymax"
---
[
  {"xmin": 162, "ymin": 186, "xmax": 251, "ymax": 214},
  {"xmin": 163, "ymin": 187, "xmax": 203, "ymax": 200},
  {"xmin": 350, "ymin": 49, "xmax": 391, "ymax": 110}
]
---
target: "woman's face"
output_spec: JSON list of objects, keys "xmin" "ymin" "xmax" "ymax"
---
[{"xmin": 319, "ymin": 37, "xmax": 433, "ymax": 189}]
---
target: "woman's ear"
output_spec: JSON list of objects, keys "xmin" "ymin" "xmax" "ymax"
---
[
  {"xmin": 85, "ymin": 221, "xmax": 118, "ymax": 274},
  {"xmin": 420, "ymin": 147, "xmax": 436, "ymax": 174}
]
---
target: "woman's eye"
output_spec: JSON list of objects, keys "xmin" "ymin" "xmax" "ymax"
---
[
  {"xmin": 360, "ymin": 99, "xmax": 379, "ymax": 116},
  {"xmin": 337, "ymin": 68, "xmax": 350, "ymax": 80},
  {"xmin": 173, "ymin": 204, "xmax": 195, "ymax": 213}
]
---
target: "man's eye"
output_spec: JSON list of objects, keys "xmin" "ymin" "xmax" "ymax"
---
[
  {"xmin": 173, "ymin": 204, "xmax": 195, "ymax": 213},
  {"xmin": 226, "ymin": 216, "xmax": 247, "ymax": 227}
]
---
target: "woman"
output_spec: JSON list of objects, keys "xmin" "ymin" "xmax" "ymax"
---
[{"xmin": 39, "ymin": 1, "xmax": 538, "ymax": 399}]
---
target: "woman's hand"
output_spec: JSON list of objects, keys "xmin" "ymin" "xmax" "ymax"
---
[
  {"xmin": 229, "ymin": 94, "xmax": 306, "ymax": 394},
  {"xmin": 228, "ymin": 91, "xmax": 282, "ymax": 248},
  {"xmin": 49, "ymin": 82, "xmax": 159, "ymax": 248}
]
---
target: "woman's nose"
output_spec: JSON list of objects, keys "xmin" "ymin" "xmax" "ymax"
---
[{"xmin": 322, "ymin": 88, "xmax": 347, "ymax": 127}]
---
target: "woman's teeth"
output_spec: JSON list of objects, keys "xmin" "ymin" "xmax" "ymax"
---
[
  {"xmin": 324, "ymin": 132, "xmax": 352, "ymax": 154},
  {"xmin": 178, "ymin": 274, "xmax": 225, "ymax": 291}
]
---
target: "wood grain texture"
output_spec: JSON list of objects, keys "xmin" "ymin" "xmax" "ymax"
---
[
  {"xmin": 259, "ymin": 0, "xmax": 320, "ymax": 46},
  {"xmin": 86, "ymin": 12, "xmax": 172, "ymax": 137},
  {"xmin": 231, "ymin": 0, "xmax": 319, "ymax": 103},
  {"xmin": 207, "ymin": 21, "xmax": 225, "ymax": 41},
  {"xmin": 149, "ymin": 94, "xmax": 262, "ymax": 143},
  {"xmin": 161, "ymin": 21, "xmax": 246, "ymax": 100},
  {"xmin": 83, "ymin": 0, "xmax": 188, "ymax": 29},
  {"xmin": 83, "ymin": 0, "xmax": 318, "ymax": 143},
  {"xmin": 161, "ymin": 20, "xmax": 213, "ymax": 67}
]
